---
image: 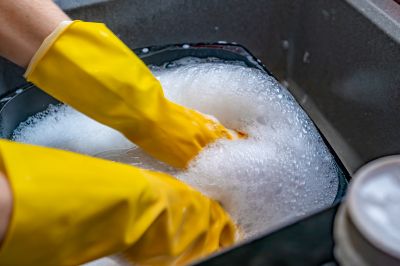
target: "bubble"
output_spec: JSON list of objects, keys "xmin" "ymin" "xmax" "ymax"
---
[
  {"xmin": 282, "ymin": 40, "xmax": 290, "ymax": 50},
  {"xmin": 12, "ymin": 104, "xmax": 133, "ymax": 155}
]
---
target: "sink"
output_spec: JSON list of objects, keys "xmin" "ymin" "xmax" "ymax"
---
[{"xmin": 0, "ymin": 1, "xmax": 399, "ymax": 265}]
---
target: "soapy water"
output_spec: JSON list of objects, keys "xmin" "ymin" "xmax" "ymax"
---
[{"xmin": 13, "ymin": 58, "xmax": 339, "ymax": 242}]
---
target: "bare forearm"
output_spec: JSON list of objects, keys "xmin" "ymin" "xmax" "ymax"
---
[
  {"xmin": 0, "ymin": 173, "xmax": 12, "ymax": 245},
  {"xmin": 0, "ymin": 0, "xmax": 70, "ymax": 67}
]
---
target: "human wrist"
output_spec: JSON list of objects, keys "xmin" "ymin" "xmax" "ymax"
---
[{"xmin": 0, "ymin": 0, "xmax": 70, "ymax": 67}]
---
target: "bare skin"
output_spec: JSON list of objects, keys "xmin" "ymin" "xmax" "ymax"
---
[
  {"xmin": 0, "ymin": 173, "xmax": 12, "ymax": 246},
  {"xmin": 0, "ymin": 0, "xmax": 70, "ymax": 67},
  {"xmin": 0, "ymin": 0, "xmax": 70, "ymax": 244}
]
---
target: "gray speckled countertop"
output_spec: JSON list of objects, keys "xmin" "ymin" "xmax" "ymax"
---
[{"xmin": 54, "ymin": 0, "xmax": 111, "ymax": 10}]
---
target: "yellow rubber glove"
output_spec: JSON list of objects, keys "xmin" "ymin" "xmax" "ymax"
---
[
  {"xmin": 0, "ymin": 140, "xmax": 236, "ymax": 266},
  {"xmin": 24, "ymin": 20, "xmax": 234, "ymax": 169}
]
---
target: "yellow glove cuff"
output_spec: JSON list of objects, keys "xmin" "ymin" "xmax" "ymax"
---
[{"xmin": 25, "ymin": 20, "xmax": 73, "ymax": 78}]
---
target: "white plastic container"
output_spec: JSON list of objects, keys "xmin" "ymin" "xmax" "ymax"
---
[{"xmin": 334, "ymin": 156, "xmax": 400, "ymax": 265}]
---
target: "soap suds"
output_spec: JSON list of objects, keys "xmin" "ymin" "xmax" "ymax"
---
[{"xmin": 13, "ymin": 58, "xmax": 339, "ymax": 239}]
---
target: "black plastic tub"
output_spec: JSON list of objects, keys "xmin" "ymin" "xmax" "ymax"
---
[
  {"xmin": 0, "ymin": 43, "xmax": 348, "ymax": 199},
  {"xmin": 0, "ymin": 43, "xmax": 348, "ymax": 265}
]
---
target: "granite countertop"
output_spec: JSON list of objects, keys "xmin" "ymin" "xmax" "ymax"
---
[{"xmin": 54, "ymin": 0, "xmax": 111, "ymax": 10}]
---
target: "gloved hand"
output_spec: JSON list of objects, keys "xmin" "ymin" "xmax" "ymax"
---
[
  {"xmin": 25, "ymin": 20, "xmax": 235, "ymax": 169},
  {"xmin": 0, "ymin": 140, "xmax": 236, "ymax": 266}
]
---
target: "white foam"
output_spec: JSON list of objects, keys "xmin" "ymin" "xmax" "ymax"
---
[
  {"xmin": 13, "ymin": 59, "xmax": 339, "ymax": 239},
  {"xmin": 13, "ymin": 104, "xmax": 133, "ymax": 155}
]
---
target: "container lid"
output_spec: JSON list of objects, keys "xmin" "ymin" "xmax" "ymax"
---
[{"xmin": 348, "ymin": 156, "xmax": 400, "ymax": 259}]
